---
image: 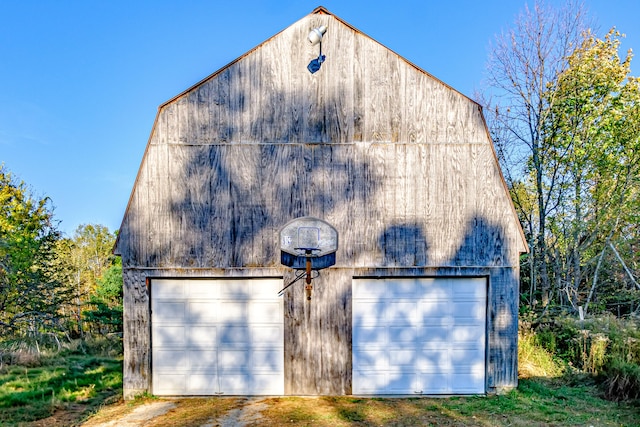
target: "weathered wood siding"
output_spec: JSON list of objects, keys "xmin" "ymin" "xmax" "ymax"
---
[
  {"xmin": 116, "ymin": 8, "xmax": 526, "ymax": 398},
  {"xmin": 119, "ymin": 143, "xmax": 522, "ymax": 269}
]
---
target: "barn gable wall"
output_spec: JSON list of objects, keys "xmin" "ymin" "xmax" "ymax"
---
[
  {"xmin": 116, "ymin": 11, "xmax": 525, "ymax": 267},
  {"xmin": 116, "ymin": 8, "xmax": 526, "ymax": 398}
]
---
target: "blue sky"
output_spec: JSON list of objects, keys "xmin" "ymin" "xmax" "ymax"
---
[{"xmin": 1, "ymin": 1, "xmax": 638, "ymax": 236}]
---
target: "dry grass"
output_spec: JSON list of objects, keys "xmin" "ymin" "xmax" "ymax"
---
[
  {"xmin": 518, "ymin": 329, "xmax": 564, "ymax": 378},
  {"xmin": 79, "ymin": 387, "xmax": 639, "ymax": 427},
  {"xmin": 82, "ymin": 397, "xmax": 243, "ymax": 427}
]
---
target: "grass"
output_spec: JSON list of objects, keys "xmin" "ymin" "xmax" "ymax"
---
[
  {"xmin": 79, "ymin": 384, "xmax": 640, "ymax": 427},
  {"xmin": 0, "ymin": 352, "xmax": 122, "ymax": 426},
  {"xmin": 253, "ymin": 382, "xmax": 639, "ymax": 426},
  {"xmin": 2, "ymin": 330, "xmax": 639, "ymax": 426}
]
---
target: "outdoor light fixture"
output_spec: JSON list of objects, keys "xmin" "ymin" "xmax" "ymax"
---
[
  {"xmin": 308, "ymin": 25, "xmax": 327, "ymax": 46},
  {"xmin": 307, "ymin": 25, "xmax": 327, "ymax": 74}
]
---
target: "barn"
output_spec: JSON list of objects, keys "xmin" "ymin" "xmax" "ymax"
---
[{"xmin": 114, "ymin": 6, "xmax": 528, "ymax": 399}]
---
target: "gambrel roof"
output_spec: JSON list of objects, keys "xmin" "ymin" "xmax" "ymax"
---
[{"xmin": 115, "ymin": 6, "xmax": 527, "ymax": 264}]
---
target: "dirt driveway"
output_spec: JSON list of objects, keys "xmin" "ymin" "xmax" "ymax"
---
[
  {"xmin": 81, "ymin": 397, "xmax": 268, "ymax": 427},
  {"xmin": 79, "ymin": 396, "xmax": 484, "ymax": 427}
]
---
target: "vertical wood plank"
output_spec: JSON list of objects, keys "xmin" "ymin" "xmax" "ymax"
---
[
  {"xmin": 122, "ymin": 269, "xmax": 150, "ymax": 399},
  {"xmin": 196, "ymin": 83, "xmax": 210, "ymax": 144},
  {"xmin": 209, "ymin": 145, "xmax": 232, "ymax": 266},
  {"xmin": 284, "ymin": 268, "xmax": 352, "ymax": 395},
  {"xmin": 352, "ymin": 26, "xmax": 364, "ymax": 142}
]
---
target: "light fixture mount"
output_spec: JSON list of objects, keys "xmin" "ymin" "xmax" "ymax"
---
[{"xmin": 307, "ymin": 25, "xmax": 327, "ymax": 74}]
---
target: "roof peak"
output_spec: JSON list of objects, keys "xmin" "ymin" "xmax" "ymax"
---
[{"xmin": 312, "ymin": 6, "xmax": 331, "ymax": 15}]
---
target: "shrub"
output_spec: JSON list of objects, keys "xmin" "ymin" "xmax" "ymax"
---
[
  {"xmin": 0, "ymin": 349, "xmax": 42, "ymax": 368},
  {"xmin": 575, "ymin": 330, "xmax": 609, "ymax": 374},
  {"xmin": 532, "ymin": 315, "xmax": 640, "ymax": 373},
  {"xmin": 518, "ymin": 329, "xmax": 564, "ymax": 378},
  {"xmin": 600, "ymin": 359, "xmax": 640, "ymax": 401}
]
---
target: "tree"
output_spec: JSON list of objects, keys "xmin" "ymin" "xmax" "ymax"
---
[
  {"xmin": 485, "ymin": 1, "xmax": 640, "ymax": 316},
  {"xmin": 56, "ymin": 224, "xmax": 117, "ymax": 338},
  {"xmin": 485, "ymin": 0, "xmax": 590, "ymax": 310},
  {"xmin": 83, "ymin": 257, "xmax": 123, "ymax": 336},
  {"xmin": 545, "ymin": 29, "xmax": 640, "ymax": 314},
  {"xmin": 0, "ymin": 165, "xmax": 70, "ymax": 347}
]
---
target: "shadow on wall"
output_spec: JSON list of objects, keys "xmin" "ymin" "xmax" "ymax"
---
[
  {"xmin": 378, "ymin": 222, "xmax": 429, "ymax": 266},
  {"xmin": 351, "ymin": 216, "xmax": 517, "ymax": 392}
]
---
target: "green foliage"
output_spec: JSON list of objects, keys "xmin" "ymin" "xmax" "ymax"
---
[
  {"xmin": 83, "ymin": 258, "xmax": 123, "ymax": 336},
  {"xmin": 518, "ymin": 328, "xmax": 564, "ymax": 378},
  {"xmin": 0, "ymin": 165, "xmax": 70, "ymax": 345},
  {"xmin": 488, "ymin": 1, "xmax": 640, "ymax": 316},
  {"xmin": 0, "ymin": 164, "xmax": 123, "ymax": 352},
  {"xmin": 55, "ymin": 223, "xmax": 119, "ymax": 338},
  {"xmin": 0, "ymin": 351, "xmax": 122, "ymax": 424},
  {"xmin": 542, "ymin": 28, "xmax": 640, "ymax": 315},
  {"xmin": 526, "ymin": 314, "xmax": 640, "ymax": 401},
  {"xmin": 601, "ymin": 359, "xmax": 640, "ymax": 401}
]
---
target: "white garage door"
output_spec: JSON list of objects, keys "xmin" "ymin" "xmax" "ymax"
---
[
  {"xmin": 151, "ymin": 278, "xmax": 284, "ymax": 395},
  {"xmin": 352, "ymin": 277, "xmax": 486, "ymax": 395}
]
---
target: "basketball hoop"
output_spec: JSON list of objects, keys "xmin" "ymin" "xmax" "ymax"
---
[{"xmin": 279, "ymin": 217, "xmax": 338, "ymax": 300}]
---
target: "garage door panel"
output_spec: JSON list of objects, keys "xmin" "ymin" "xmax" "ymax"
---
[
  {"xmin": 187, "ymin": 374, "xmax": 218, "ymax": 393},
  {"xmin": 154, "ymin": 349, "xmax": 188, "ymax": 369},
  {"xmin": 218, "ymin": 325, "xmax": 250, "ymax": 345},
  {"xmin": 418, "ymin": 279, "xmax": 450, "ymax": 298},
  {"xmin": 353, "ymin": 325, "xmax": 388, "ymax": 346},
  {"xmin": 389, "ymin": 325, "xmax": 417, "ymax": 343},
  {"xmin": 451, "ymin": 349, "xmax": 485, "ymax": 366},
  {"xmin": 353, "ymin": 301, "xmax": 385, "ymax": 324},
  {"xmin": 450, "ymin": 372, "xmax": 484, "ymax": 393},
  {"xmin": 153, "ymin": 373, "xmax": 186, "ymax": 394},
  {"xmin": 249, "ymin": 279, "xmax": 283, "ymax": 298},
  {"xmin": 250, "ymin": 326, "xmax": 283, "ymax": 346},
  {"xmin": 252, "ymin": 349, "xmax": 284, "ymax": 372},
  {"xmin": 218, "ymin": 302, "xmax": 247, "ymax": 322},
  {"xmin": 151, "ymin": 278, "xmax": 284, "ymax": 396},
  {"xmin": 189, "ymin": 350, "xmax": 218, "ymax": 370},
  {"xmin": 417, "ymin": 350, "xmax": 449, "ymax": 371},
  {"xmin": 188, "ymin": 326, "xmax": 217, "ymax": 348},
  {"xmin": 389, "ymin": 349, "xmax": 417, "ymax": 368},
  {"xmin": 219, "ymin": 374, "xmax": 251, "ymax": 394},
  {"xmin": 420, "ymin": 325, "xmax": 449, "ymax": 343},
  {"xmin": 252, "ymin": 373, "xmax": 285, "ymax": 394},
  {"xmin": 352, "ymin": 371, "xmax": 392, "ymax": 394},
  {"xmin": 153, "ymin": 326, "xmax": 186, "ymax": 347},
  {"xmin": 419, "ymin": 301, "xmax": 449, "ymax": 320},
  {"xmin": 353, "ymin": 347, "xmax": 389, "ymax": 370},
  {"xmin": 353, "ymin": 278, "xmax": 486, "ymax": 395},
  {"xmin": 451, "ymin": 280, "xmax": 485, "ymax": 298},
  {"xmin": 219, "ymin": 280, "xmax": 252, "ymax": 298},
  {"xmin": 188, "ymin": 302, "xmax": 219, "ymax": 322},
  {"xmin": 153, "ymin": 280, "xmax": 185, "ymax": 298},
  {"xmin": 387, "ymin": 279, "xmax": 420, "ymax": 298},
  {"xmin": 186, "ymin": 281, "xmax": 220, "ymax": 298},
  {"xmin": 450, "ymin": 301, "xmax": 485, "ymax": 320},
  {"xmin": 352, "ymin": 280, "xmax": 388, "ymax": 298},
  {"xmin": 153, "ymin": 302, "xmax": 186, "ymax": 323},
  {"xmin": 248, "ymin": 302, "xmax": 281, "ymax": 323},
  {"xmin": 387, "ymin": 372, "xmax": 417, "ymax": 393},
  {"xmin": 417, "ymin": 373, "xmax": 450, "ymax": 393},
  {"xmin": 450, "ymin": 325, "xmax": 484, "ymax": 343},
  {"xmin": 218, "ymin": 349, "xmax": 250, "ymax": 372},
  {"xmin": 386, "ymin": 302, "xmax": 418, "ymax": 324}
]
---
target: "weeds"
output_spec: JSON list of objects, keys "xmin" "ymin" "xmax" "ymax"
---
[
  {"xmin": 527, "ymin": 314, "xmax": 640, "ymax": 402},
  {"xmin": 0, "ymin": 350, "xmax": 122, "ymax": 425},
  {"xmin": 518, "ymin": 328, "xmax": 564, "ymax": 378},
  {"xmin": 601, "ymin": 359, "xmax": 640, "ymax": 401}
]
